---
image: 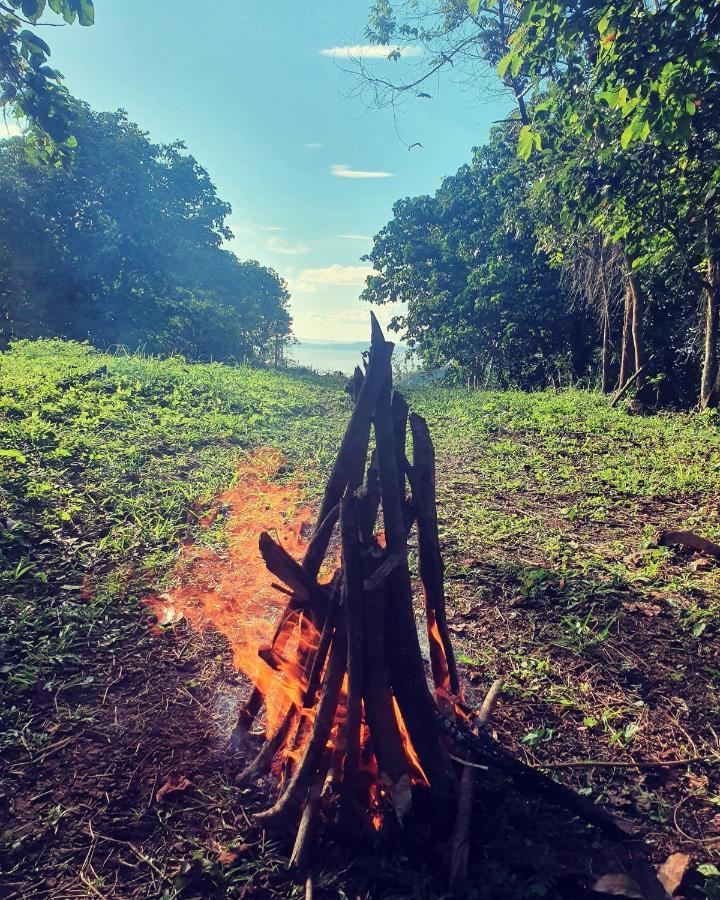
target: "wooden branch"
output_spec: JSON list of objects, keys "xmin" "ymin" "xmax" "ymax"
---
[
  {"xmin": 374, "ymin": 363, "xmax": 456, "ymax": 799},
  {"xmin": 409, "ymin": 413, "xmax": 459, "ymax": 695},
  {"xmin": 449, "ymin": 678, "xmax": 504, "ymax": 891},
  {"xmin": 302, "ymin": 502, "xmax": 340, "ymax": 582},
  {"xmin": 436, "ymin": 712, "xmax": 635, "ymax": 839},
  {"xmin": 361, "ymin": 570, "xmax": 410, "ymax": 789},
  {"xmin": 356, "ymin": 450, "xmax": 381, "ymax": 545},
  {"xmin": 340, "ymin": 495, "xmax": 364, "ymax": 798},
  {"xmin": 255, "ymin": 622, "xmax": 348, "ymax": 828},
  {"xmin": 302, "ymin": 599, "xmax": 338, "ymax": 708},
  {"xmin": 657, "ymin": 529, "xmax": 720, "ymax": 560},
  {"xmin": 313, "ymin": 313, "xmax": 392, "ymax": 530},
  {"xmin": 610, "ymin": 356, "xmax": 652, "ymax": 407},
  {"xmin": 236, "ymin": 708, "xmax": 296, "ymax": 785},
  {"xmin": 259, "ymin": 531, "xmax": 318, "ymax": 602},
  {"xmin": 289, "ymin": 764, "xmax": 328, "ymax": 873}
]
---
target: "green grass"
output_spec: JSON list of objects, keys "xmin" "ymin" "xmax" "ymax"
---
[
  {"xmin": 2, "ymin": 340, "xmax": 719, "ymax": 896},
  {"xmin": 0, "ymin": 339, "xmax": 346, "ymax": 752}
]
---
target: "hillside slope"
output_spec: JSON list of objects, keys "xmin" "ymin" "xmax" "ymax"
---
[{"xmin": 1, "ymin": 341, "xmax": 718, "ymax": 898}]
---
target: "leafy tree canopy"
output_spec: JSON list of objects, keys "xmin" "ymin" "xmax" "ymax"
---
[
  {"xmin": 0, "ymin": 103, "xmax": 292, "ymax": 363},
  {"xmin": 1, "ymin": 0, "xmax": 95, "ymax": 161}
]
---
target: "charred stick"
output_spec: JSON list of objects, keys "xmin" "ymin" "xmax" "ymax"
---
[
  {"xmin": 374, "ymin": 366, "xmax": 456, "ymax": 798},
  {"xmin": 449, "ymin": 678, "xmax": 504, "ymax": 891},
  {"xmin": 302, "ymin": 502, "xmax": 340, "ymax": 582},
  {"xmin": 340, "ymin": 495, "xmax": 364, "ymax": 798},
  {"xmin": 236, "ymin": 707, "xmax": 296, "ymax": 785},
  {"xmin": 259, "ymin": 531, "xmax": 319, "ymax": 603},
  {"xmin": 289, "ymin": 761, "xmax": 329, "ymax": 873},
  {"xmin": 361, "ymin": 574, "xmax": 409, "ymax": 787},
  {"xmin": 409, "ymin": 413, "xmax": 459, "ymax": 696},
  {"xmin": 356, "ymin": 450, "xmax": 381, "ymax": 546},
  {"xmin": 303, "ymin": 599, "xmax": 338, "ymax": 708},
  {"xmin": 233, "ymin": 686, "xmax": 264, "ymax": 737},
  {"xmin": 434, "ymin": 710, "xmax": 635, "ymax": 838},
  {"xmin": 255, "ymin": 622, "xmax": 348, "ymax": 828},
  {"xmin": 314, "ymin": 312, "xmax": 392, "ymax": 529}
]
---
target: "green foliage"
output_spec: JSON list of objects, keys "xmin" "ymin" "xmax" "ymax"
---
[
  {"xmin": 0, "ymin": 339, "xmax": 346, "ymax": 751},
  {"xmin": 0, "ymin": 105, "xmax": 292, "ymax": 362},
  {"xmin": 0, "ymin": 0, "xmax": 95, "ymax": 161},
  {"xmin": 362, "ymin": 125, "xmax": 594, "ymax": 388}
]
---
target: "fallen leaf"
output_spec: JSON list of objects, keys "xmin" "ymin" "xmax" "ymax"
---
[
  {"xmin": 657, "ymin": 852, "xmax": 691, "ymax": 895},
  {"xmin": 155, "ymin": 774, "xmax": 192, "ymax": 803},
  {"xmin": 690, "ymin": 557, "xmax": 713, "ymax": 572},
  {"xmin": 592, "ymin": 873, "xmax": 644, "ymax": 898},
  {"xmin": 623, "ymin": 601, "xmax": 663, "ymax": 617}
]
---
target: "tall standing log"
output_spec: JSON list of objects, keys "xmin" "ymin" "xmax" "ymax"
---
[
  {"xmin": 374, "ymin": 361, "xmax": 456, "ymax": 799},
  {"xmin": 314, "ymin": 312, "xmax": 392, "ymax": 529},
  {"xmin": 409, "ymin": 412, "xmax": 460, "ymax": 696},
  {"xmin": 340, "ymin": 494, "xmax": 364, "ymax": 798}
]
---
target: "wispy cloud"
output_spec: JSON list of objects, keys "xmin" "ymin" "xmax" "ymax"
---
[
  {"xmin": 228, "ymin": 222, "xmax": 286, "ymax": 237},
  {"xmin": 339, "ymin": 233, "xmax": 373, "ymax": 241},
  {"xmin": 330, "ymin": 164, "xmax": 393, "ymax": 180},
  {"xmin": 288, "ymin": 264, "xmax": 375, "ymax": 294},
  {"xmin": 320, "ymin": 45, "xmax": 422, "ymax": 59},
  {"xmin": 265, "ymin": 236, "xmax": 310, "ymax": 256},
  {"xmin": 305, "ymin": 142, "xmax": 322, "ymax": 149}
]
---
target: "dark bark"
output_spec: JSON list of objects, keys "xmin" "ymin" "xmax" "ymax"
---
[
  {"xmin": 340, "ymin": 494, "xmax": 364, "ymax": 797},
  {"xmin": 314, "ymin": 312, "xmax": 391, "ymax": 529},
  {"xmin": 256, "ymin": 621, "xmax": 348, "ymax": 828},
  {"xmin": 361, "ymin": 565, "xmax": 410, "ymax": 787},
  {"xmin": 408, "ymin": 413, "xmax": 459, "ymax": 696},
  {"xmin": 374, "ymin": 360, "xmax": 456, "ymax": 799}
]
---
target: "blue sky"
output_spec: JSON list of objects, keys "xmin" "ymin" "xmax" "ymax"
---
[{"xmin": 23, "ymin": 1, "xmax": 509, "ymax": 340}]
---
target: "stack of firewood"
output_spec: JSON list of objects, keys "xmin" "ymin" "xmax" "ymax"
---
[{"xmin": 232, "ymin": 316, "xmax": 658, "ymax": 896}]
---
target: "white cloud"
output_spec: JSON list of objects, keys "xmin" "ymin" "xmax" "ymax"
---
[
  {"xmin": 305, "ymin": 142, "xmax": 322, "ymax": 149},
  {"xmin": 228, "ymin": 222, "xmax": 286, "ymax": 237},
  {"xmin": 265, "ymin": 236, "xmax": 310, "ymax": 256},
  {"xmin": 330, "ymin": 164, "xmax": 393, "ymax": 180},
  {"xmin": 339, "ymin": 233, "xmax": 373, "ymax": 241},
  {"xmin": 320, "ymin": 45, "xmax": 422, "ymax": 59},
  {"xmin": 288, "ymin": 264, "xmax": 375, "ymax": 294}
]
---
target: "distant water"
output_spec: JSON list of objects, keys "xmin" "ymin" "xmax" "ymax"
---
[{"xmin": 288, "ymin": 339, "xmax": 412, "ymax": 377}]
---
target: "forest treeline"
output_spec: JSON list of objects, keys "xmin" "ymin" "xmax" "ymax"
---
[
  {"xmin": 360, "ymin": 0, "xmax": 719, "ymax": 407},
  {"xmin": 0, "ymin": 104, "xmax": 292, "ymax": 363}
]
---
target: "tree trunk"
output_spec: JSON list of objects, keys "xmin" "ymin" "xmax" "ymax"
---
[
  {"xmin": 601, "ymin": 314, "xmax": 611, "ymax": 394},
  {"xmin": 700, "ymin": 214, "xmax": 720, "ymax": 410},
  {"xmin": 626, "ymin": 260, "xmax": 646, "ymax": 391},
  {"xmin": 617, "ymin": 285, "xmax": 633, "ymax": 390}
]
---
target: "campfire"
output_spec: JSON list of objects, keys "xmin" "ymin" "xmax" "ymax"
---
[{"xmin": 226, "ymin": 316, "xmax": 645, "ymax": 893}]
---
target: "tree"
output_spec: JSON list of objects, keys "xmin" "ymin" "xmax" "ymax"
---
[
  {"xmin": 1, "ymin": 0, "xmax": 95, "ymax": 161},
  {"xmin": 350, "ymin": 0, "xmax": 529, "ymax": 130},
  {"xmin": 501, "ymin": 0, "xmax": 720, "ymax": 405},
  {"xmin": 0, "ymin": 104, "xmax": 292, "ymax": 362},
  {"xmin": 362, "ymin": 125, "xmax": 593, "ymax": 388}
]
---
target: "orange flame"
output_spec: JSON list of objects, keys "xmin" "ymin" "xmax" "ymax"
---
[{"xmin": 146, "ymin": 448, "xmax": 314, "ymax": 732}]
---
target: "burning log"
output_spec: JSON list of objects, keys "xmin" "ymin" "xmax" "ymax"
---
[{"xmin": 229, "ymin": 317, "xmax": 664, "ymax": 894}]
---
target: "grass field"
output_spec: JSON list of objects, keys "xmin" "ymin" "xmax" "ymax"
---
[{"xmin": 1, "ymin": 340, "xmax": 719, "ymax": 898}]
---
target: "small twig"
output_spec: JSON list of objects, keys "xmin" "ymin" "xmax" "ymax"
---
[
  {"xmin": 540, "ymin": 754, "xmax": 720, "ymax": 770},
  {"xmin": 449, "ymin": 678, "xmax": 504, "ymax": 890}
]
